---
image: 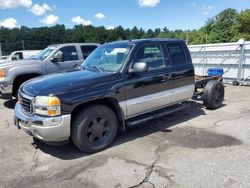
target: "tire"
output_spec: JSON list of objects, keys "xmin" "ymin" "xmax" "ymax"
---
[
  {"xmin": 13, "ymin": 75, "xmax": 39, "ymax": 98},
  {"xmin": 232, "ymin": 81, "xmax": 239, "ymax": 86},
  {"xmin": 13, "ymin": 87, "xmax": 20, "ymax": 99},
  {"xmin": 13, "ymin": 83, "xmax": 20, "ymax": 99},
  {"xmin": 71, "ymin": 104, "xmax": 118, "ymax": 153},
  {"xmin": 13, "ymin": 79, "xmax": 25, "ymax": 98},
  {"xmin": 203, "ymin": 80, "xmax": 225, "ymax": 110}
]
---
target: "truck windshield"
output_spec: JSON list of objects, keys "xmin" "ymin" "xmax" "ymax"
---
[
  {"xmin": 31, "ymin": 46, "xmax": 56, "ymax": 61},
  {"xmin": 5, "ymin": 51, "xmax": 16, "ymax": 60},
  {"xmin": 81, "ymin": 43, "xmax": 133, "ymax": 72}
]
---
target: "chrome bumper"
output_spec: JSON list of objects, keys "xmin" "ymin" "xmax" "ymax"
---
[
  {"xmin": 0, "ymin": 83, "xmax": 12, "ymax": 94},
  {"xmin": 14, "ymin": 101, "xmax": 71, "ymax": 142}
]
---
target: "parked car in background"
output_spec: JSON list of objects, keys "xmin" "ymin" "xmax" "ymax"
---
[
  {"xmin": 14, "ymin": 39, "xmax": 225, "ymax": 153},
  {"xmin": 0, "ymin": 43, "xmax": 99, "ymax": 97},
  {"xmin": 0, "ymin": 56, "xmax": 8, "ymax": 60},
  {"xmin": 0, "ymin": 50, "xmax": 41, "ymax": 63}
]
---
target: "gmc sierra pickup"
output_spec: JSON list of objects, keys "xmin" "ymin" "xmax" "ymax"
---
[
  {"xmin": 14, "ymin": 39, "xmax": 225, "ymax": 153},
  {"xmin": 0, "ymin": 43, "xmax": 99, "ymax": 98}
]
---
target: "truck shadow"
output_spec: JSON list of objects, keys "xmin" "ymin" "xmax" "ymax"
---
[
  {"xmin": 1, "ymin": 93, "xmax": 17, "ymax": 109},
  {"xmin": 3, "ymin": 99, "xmax": 16, "ymax": 109},
  {"xmin": 33, "ymin": 101, "xmax": 206, "ymax": 160}
]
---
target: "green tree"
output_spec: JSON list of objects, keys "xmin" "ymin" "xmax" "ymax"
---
[
  {"xmin": 0, "ymin": 8, "xmax": 250, "ymax": 55},
  {"xmin": 232, "ymin": 9, "xmax": 250, "ymax": 40},
  {"xmin": 204, "ymin": 8, "xmax": 238, "ymax": 43}
]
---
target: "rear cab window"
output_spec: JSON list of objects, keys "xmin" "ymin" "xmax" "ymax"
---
[
  {"xmin": 81, "ymin": 45, "xmax": 98, "ymax": 59},
  {"xmin": 166, "ymin": 42, "xmax": 188, "ymax": 67}
]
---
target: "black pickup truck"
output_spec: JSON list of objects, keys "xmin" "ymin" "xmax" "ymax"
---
[{"xmin": 14, "ymin": 39, "xmax": 224, "ymax": 153}]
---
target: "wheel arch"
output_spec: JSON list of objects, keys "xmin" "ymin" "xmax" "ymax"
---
[
  {"xmin": 70, "ymin": 97, "xmax": 126, "ymax": 132},
  {"xmin": 12, "ymin": 73, "xmax": 42, "ymax": 96}
]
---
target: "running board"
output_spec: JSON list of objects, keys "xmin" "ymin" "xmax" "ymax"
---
[{"xmin": 126, "ymin": 103, "xmax": 190, "ymax": 127}]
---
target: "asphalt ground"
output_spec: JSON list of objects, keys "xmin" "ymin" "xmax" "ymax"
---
[{"xmin": 0, "ymin": 84, "xmax": 250, "ymax": 188}]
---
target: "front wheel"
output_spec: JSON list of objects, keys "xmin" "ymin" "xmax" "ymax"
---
[
  {"xmin": 71, "ymin": 104, "xmax": 118, "ymax": 153},
  {"xmin": 203, "ymin": 80, "xmax": 225, "ymax": 110}
]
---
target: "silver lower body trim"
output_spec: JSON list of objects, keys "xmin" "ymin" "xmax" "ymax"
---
[
  {"xmin": 14, "ymin": 101, "xmax": 71, "ymax": 142},
  {"xmin": 126, "ymin": 89, "xmax": 173, "ymax": 118},
  {"xmin": 120, "ymin": 84, "xmax": 195, "ymax": 119},
  {"xmin": 173, "ymin": 84, "xmax": 195, "ymax": 102}
]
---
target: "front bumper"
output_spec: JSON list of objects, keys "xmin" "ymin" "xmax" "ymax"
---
[
  {"xmin": 14, "ymin": 101, "xmax": 71, "ymax": 142},
  {"xmin": 0, "ymin": 83, "xmax": 12, "ymax": 94}
]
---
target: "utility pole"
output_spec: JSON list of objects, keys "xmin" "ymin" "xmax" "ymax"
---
[
  {"xmin": 22, "ymin": 40, "xmax": 25, "ymax": 50},
  {"xmin": 0, "ymin": 43, "xmax": 2, "ymax": 56}
]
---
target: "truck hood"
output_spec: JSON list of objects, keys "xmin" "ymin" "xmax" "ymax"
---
[
  {"xmin": 21, "ymin": 69, "xmax": 113, "ymax": 96},
  {"xmin": 0, "ymin": 59, "xmax": 40, "ymax": 69},
  {"xmin": 0, "ymin": 60, "xmax": 8, "ymax": 63}
]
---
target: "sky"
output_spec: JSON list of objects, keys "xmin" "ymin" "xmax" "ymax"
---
[{"xmin": 0, "ymin": 0, "xmax": 249, "ymax": 30}]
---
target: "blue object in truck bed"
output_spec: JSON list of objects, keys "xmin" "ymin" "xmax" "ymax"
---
[{"xmin": 207, "ymin": 68, "xmax": 224, "ymax": 76}]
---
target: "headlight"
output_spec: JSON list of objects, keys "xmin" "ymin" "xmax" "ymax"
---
[
  {"xmin": 0, "ymin": 69, "xmax": 5, "ymax": 78},
  {"xmin": 33, "ymin": 96, "xmax": 61, "ymax": 117}
]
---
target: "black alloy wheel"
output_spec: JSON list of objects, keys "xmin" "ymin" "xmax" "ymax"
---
[
  {"xmin": 211, "ymin": 84, "xmax": 224, "ymax": 106},
  {"xmin": 85, "ymin": 116, "xmax": 111, "ymax": 145},
  {"xmin": 72, "ymin": 104, "xmax": 118, "ymax": 153},
  {"xmin": 203, "ymin": 80, "xmax": 225, "ymax": 110}
]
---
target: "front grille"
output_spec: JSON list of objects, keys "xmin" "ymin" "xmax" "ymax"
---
[{"xmin": 19, "ymin": 92, "xmax": 33, "ymax": 115}]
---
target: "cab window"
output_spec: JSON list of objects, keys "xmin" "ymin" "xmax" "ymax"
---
[
  {"xmin": 12, "ymin": 52, "xmax": 23, "ymax": 60},
  {"xmin": 166, "ymin": 43, "xmax": 187, "ymax": 66},
  {"xmin": 133, "ymin": 44, "xmax": 166, "ymax": 71},
  {"xmin": 54, "ymin": 46, "xmax": 79, "ymax": 62}
]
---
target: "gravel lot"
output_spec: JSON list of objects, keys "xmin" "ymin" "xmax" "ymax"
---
[{"xmin": 0, "ymin": 84, "xmax": 250, "ymax": 188}]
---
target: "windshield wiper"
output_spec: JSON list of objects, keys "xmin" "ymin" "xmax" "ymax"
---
[{"xmin": 91, "ymin": 66, "xmax": 104, "ymax": 72}]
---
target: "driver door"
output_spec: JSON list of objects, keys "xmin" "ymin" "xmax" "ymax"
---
[
  {"xmin": 123, "ymin": 42, "xmax": 173, "ymax": 119},
  {"xmin": 47, "ymin": 46, "xmax": 82, "ymax": 74}
]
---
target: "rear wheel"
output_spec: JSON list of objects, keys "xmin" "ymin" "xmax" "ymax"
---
[
  {"xmin": 203, "ymin": 80, "xmax": 225, "ymax": 110},
  {"xmin": 71, "ymin": 104, "xmax": 118, "ymax": 153},
  {"xmin": 232, "ymin": 80, "xmax": 239, "ymax": 86}
]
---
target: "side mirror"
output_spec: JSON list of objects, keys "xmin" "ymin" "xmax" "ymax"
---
[
  {"xmin": 131, "ymin": 62, "xmax": 148, "ymax": 74},
  {"xmin": 51, "ymin": 52, "xmax": 63, "ymax": 63}
]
